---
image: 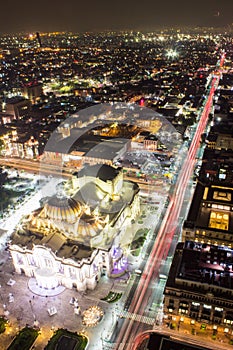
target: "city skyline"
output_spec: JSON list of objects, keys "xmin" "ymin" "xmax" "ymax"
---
[
  {"xmin": 0, "ymin": 0, "xmax": 232, "ymax": 34},
  {"xmin": 0, "ymin": 13, "xmax": 233, "ymax": 349}
]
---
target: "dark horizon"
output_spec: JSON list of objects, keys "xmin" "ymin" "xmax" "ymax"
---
[{"xmin": 0, "ymin": 0, "xmax": 233, "ymax": 35}]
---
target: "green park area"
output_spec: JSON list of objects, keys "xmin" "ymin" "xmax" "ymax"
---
[
  {"xmin": 101, "ymin": 291, "xmax": 122, "ymax": 303},
  {"xmin": 7, "ymin": 327, "xmax": 39, "ymax": 350},
  {"xmin": 45, "ymin": 329, "xmax": 88, "ymax": 350},
  {"xmin": 0, "ymin": 171, "xmax": 36, "ymax": 218},
  {"xmin": 0, "ymin": 317, "xmax": 7, "ymax": 334},
  {"xmin": 130, "ymin": 228, "xmax": 150, "ymax": 256}
]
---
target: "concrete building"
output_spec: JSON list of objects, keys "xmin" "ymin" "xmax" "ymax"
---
[
  {"xmin": 22, "ymin": 82, "xmax": 43, "ymax": 104},
  {"xmin": 147, "ymin": 331, "xmax": 212, "ymax": 350},
  {"xmin": 164, "ymin": 241, "xmax": 233, "ymax": 326},
  {"xmin": 42, "ymin": 134, "xmax": 130, "ymax": 167},
  {"xmin": 183, "ymin": 181, "xmax": 233, "ymax": 247},
  {"xmin": 183, "ymin": 148, "xmax": 233, "ymax": 247},
  {"xmin": 5, "ymin": 97, "xmax": 31, "ymax": 119}
]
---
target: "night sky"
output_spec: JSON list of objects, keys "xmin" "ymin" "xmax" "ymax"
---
[{"xmin": 1, "ymin": 0, "xmax": 233, "ymax": 34}]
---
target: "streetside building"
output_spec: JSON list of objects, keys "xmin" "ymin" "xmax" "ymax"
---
[
  {"xmin": 183, "ymin": 148, "xmax": 233, "ymax": 248},
  {"xmin": 164, "ymin": 241, "xmax": 233, "ymax": 327},
  {"xmin": 42, "ymin": 133, "xmax": 130, "ymax": 168}
]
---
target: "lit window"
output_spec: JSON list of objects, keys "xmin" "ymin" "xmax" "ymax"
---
[
  {"xmin": 209, "ymin": 211, "xmax": 229, "ymax": 231},
  {"xmin": 192, "ymin": 302, "xmax": 200, "ymax": 306},
  {"xmin": 215, "ymin": 307, "xmax": 223, "ymax": 312}
]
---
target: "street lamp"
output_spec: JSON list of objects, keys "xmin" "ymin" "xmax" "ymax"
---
[{"xmin": 29, "ymin": 299, "xmax": 36, "ymax": 322}]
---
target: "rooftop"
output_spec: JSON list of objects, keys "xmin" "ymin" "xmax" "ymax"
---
[
  {"xmin": 166, "ymin": 241, "xmax": 233, "ymax": 299},
  {"xmin": 45, "ymin": 133, "xmax": 129, "ymax": 158},
  {"xmin": 11, "ymin": 229, "xmax": 97, "ymax": 262},
  {"xmin": 5, "ymin": 96, "xmax": 30, "ymax": 105},
  {"xmin": 77, "ymin": 163, "xmax": 120, "ymax": 181},
  {"xmin": 184, "ymin": 182, "xmax": 233, "ymax": 233},
  {"xmin": 178, "ymin": 241, "xmax": 233, "ymax": 289}
]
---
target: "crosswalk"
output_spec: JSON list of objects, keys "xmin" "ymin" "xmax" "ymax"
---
[{"xmin": 118, "ymin": 310, "xmax": 155, "ymax": 325}]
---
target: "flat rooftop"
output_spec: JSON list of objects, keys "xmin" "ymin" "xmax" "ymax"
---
[
  {"xmin": 178, "ymin": 241, "xmax": 233, "ymax": 289},
  {"xmin": 46, "ymin": 132, "xmax": 129, "ymax": 158},
  {"xmin": 6, "ymin": 96, "xmax": 29, "ymax": 104},
  {"xmin": 166, "ymin": 241, "xmax": 233, "ymax": 299},
  {"xmin": 184, "ymin": 182, "xmax": 233, "ymax": 233}
]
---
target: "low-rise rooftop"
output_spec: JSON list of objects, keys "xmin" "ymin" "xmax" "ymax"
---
[{"xmin": 178, "ymin": 241, "xmax": 233, "ymax": 289}]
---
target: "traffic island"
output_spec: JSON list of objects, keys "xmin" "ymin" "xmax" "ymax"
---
[{"xmin": 101, "ymin": 291, "xmax": 122, "ymax": 303}]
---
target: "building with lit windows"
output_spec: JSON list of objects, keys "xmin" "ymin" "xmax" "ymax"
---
[
  {"xmin": 183, "ymin": 181, "xmax": 233, "ymax": 247},
  {"xmin": 22, "ymin": 82, "xmax": 43, "ymax": 104},
  {"xmin": 0, "ymin": 127, "xmax": 39, "ymax": 159},
  {"xmin": 164, "ymin": 241, "xmax": 233, "ymax": 327},
  {"xmin": 4, "ymin": 96, "xmax": 31, "ymax": 119},
  {"xmin": 183, "ymin": 147, "xmax": 233, "ymax": 247},
  {"xmin": 9, "ymin": 164, "xmax": 140, "ymax": 292},
  {"xmin": 42, "ymin": 134, "xmax": 130, "ymax": 167}
]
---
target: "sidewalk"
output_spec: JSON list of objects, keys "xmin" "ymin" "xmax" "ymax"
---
[
  {"xmin": 163, "ymin": 314, "xmax": 233, "ymax": 349},
  {"xmin": 0, "ymin": 254, "xmax": 120, "ymax": 350}
]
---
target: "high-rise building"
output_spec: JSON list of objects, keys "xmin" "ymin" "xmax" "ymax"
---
[{"xmin": 22, "ymin": 82, "xmax": 43, "ymax": 104}]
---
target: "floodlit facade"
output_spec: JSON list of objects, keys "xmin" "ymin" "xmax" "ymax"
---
[{"xmin": 9, "ymin": 164, "xmax": 140, "ymax": 292}]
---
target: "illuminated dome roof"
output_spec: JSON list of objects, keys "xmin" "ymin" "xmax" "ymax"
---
[
  {"xmin": 78, "ymin": 214, "xmax": 104, "ymax": 238},
  {"xmin": 44, "ymin": 196, "xmax": 82, "ymax": 222}
]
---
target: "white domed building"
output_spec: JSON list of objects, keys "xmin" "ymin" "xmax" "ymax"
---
[{"xmin": 9, "ymin": 164, "xmax": 140, "ymax": 292}]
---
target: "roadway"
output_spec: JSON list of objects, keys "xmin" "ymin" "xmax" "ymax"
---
[
  {"xmin": 0, "ymin": 157, "xmax": 169, "ymax": 195},
  {"xmin": 0, "ymin": 156, "xmax": 73, "ymax": 178},
  {"xmin": 113, "ymin": 58, "xmax": 223, "ymax": 350}
]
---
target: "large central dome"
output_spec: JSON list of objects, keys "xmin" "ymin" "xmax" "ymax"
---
[{"xmin": 44, "ymin": 196, "xmax": 82, "ymax": 222}]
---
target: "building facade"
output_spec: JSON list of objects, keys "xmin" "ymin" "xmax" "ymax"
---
[
  {"xmin": 9, "ymin": 164, "xmax": 140, "ymax": 292},
  {"xmin": 164, "ymin": 241, "xmax": 233, "ymax": 326}
]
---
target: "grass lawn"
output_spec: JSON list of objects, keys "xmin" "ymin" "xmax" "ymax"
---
[
  {"xmin": 45, "ymin": 329, "xmax": 88, "ymax": 350},
  {"xmin": 0, "ymin": 174, "xmax": 35, "ymax": 214},
  {"xmin": 7, "ymin": 327, "xmax": 39, "ymax": 350},
  {"xmin": 101, "ymin": 291, "xmax": 122, "ymax": 303},
  {"xmin": 130, "ymin": 228, "xmax": 149, "ymax": 255},
  {"xmin": 0, "ymin": 317, "xmax": 7, "ymax": 334}
]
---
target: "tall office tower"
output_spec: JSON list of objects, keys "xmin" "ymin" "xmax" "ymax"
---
[{"xmin": 36, "ymin": 32, "xmax": 42, "ymax": 47}]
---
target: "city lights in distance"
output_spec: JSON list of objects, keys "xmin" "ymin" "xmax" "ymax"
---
[{"xmin": 166, "ymin": 49, "xmax": 178, "ymax": 59}]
